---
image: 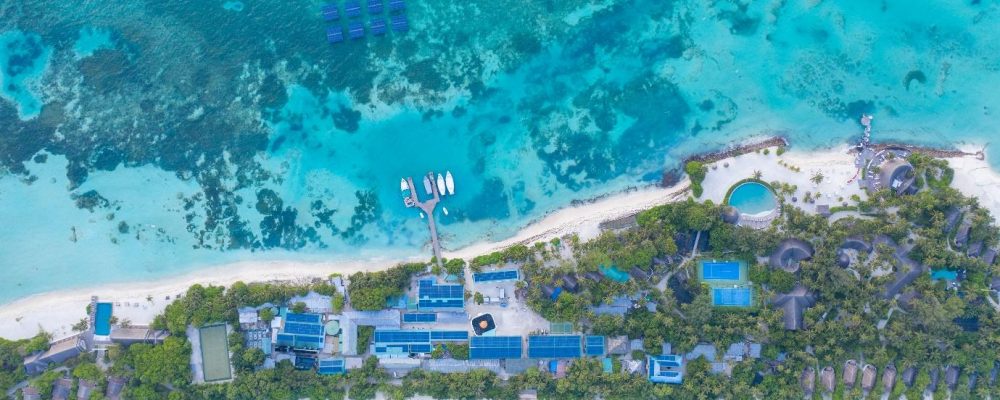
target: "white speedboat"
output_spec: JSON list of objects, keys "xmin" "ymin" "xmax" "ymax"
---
[
  {"xmin": 442, "ymin": 207, "xmax": 449, "ymax": 216},
  {"xmin": 423, "ymin": 176, "xmax": 433, "ymax": 195},
  {"xmin": 400, "ymin": 178, "xmax": 410, "ymax": 197},
  {"xmin": 445, "ymin": 171, "xmax": 455, "ymax": 195},
  {"xmin": 437, "ymin": 173, "xmax": 446, "ymax": 195},
  {"xmin": 420, "ymin": 212, "xmax": 425, "ymax": 219}
]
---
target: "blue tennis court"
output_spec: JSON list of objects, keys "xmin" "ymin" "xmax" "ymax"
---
[
  {"xmin": 473, "ymin": 269, "xmax": 519, "ymax": 282},
  {"xmin": 286, "ymin": 313, "xmax": 322, "ymax": 324},
  {"xmin": 317, "ymin": 359, "xmax": 345, "ymax": 375},
  {"xmin": 470, "ymin": 336, "xmax": 522, "ymax": 359},
  {"xmin": 712, "ymin": 287, "xmax": 752, "ymax": 307},
  {"xmin": 702, "ymin": 261, "xmax": 741, "ymax": 281},
  {"xmin": 528, "ymin": 335, "xmax": 582, "ymax": 358}
]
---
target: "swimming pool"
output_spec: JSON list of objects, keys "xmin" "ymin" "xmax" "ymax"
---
[
  {"xmin": 727, "ymin": 182, "xmax": 778, "ymax": 216},
  {"xmin": 94, "ymin": 302, "xmax": 112, "ymax": 335},
  {"xmin": 599, "ymin": 265, "xmax": 630, "ymax": 283}
]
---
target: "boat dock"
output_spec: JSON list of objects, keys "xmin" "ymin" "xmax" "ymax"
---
[{"xmin": 406, "ymin": 172, "xmax": 444, "ymax": 268}]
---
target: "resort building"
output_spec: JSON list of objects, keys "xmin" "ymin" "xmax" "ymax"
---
[
  {"xmin": 647, "ymin": 355, "xmax": 684, "ymax": 384},
  {"xmin": 877, "ymin": 158, "xmax": 917, "ymax": 195},
  {"xmin": 843, "ymin": 360, "xmax": 859, "ymax": 389},
  {"xmin": 23, "ymin": 335, "xmax": 88, "ymax": 375},
  {"xmin": 771, "ymin": 286, "xmax": 816, "ymax": 330},
  {"xmin": 820, "ymin": 366, "xmax": 835, "ymax": 393},
  {"xmin": 769, "ymin": 239, "xmax": 814, "ymax": 273}
]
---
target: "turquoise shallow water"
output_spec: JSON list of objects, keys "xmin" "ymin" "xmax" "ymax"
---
[
  {"xmin": 728, "ymin": 182, "xmax": 778, "ymax": 216},
  {"xmin": 1, "ymin": 0, "xmax": 1000, "ymax": 303}
]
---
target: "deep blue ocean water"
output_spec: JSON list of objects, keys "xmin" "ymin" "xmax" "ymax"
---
[{"xmin": 1, "ymin": 0, "xmax": 999, "ymax": 303}]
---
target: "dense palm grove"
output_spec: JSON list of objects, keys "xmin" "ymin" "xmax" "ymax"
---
[{"xmin": 2, "ymin": 154, "xmax": 999, "ymax": 399}]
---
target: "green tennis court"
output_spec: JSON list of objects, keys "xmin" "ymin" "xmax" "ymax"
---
[{"xmin": 199, "ymin": 324, "xmax": 232, "ymax": 382}]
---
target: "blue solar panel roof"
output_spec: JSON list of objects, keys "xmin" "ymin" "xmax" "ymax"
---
[
  {"xmin": 403, "ymin": 313, "xmax": 436, "ymax": 323},
  {"xmin": 528, "ymin": 335, "xmax": 582, "ymax": 358},
  {"xmin": 585, "ymin": 336, "xmax": 605, "ymax": 356},
  {"xmin": 322, "ymin": 4, "xmax": 340, "ymax": 21},
  {"xmin": 285, "ymin": 322, "xmax": 324, "ymax": 336},
  {"xmin": 470, "ymin": 336, "xmax": 522, "ymax": 359},
  {"xmin": 391, "ymin": 14, "xmax": 409, "ymax": 32},
  {"xmin": 418, "ymin": 281, "xmax": 464, "ymax": 309},
  {"xmin": 367, "ymin": 0, "xmax": 383, "ymax": 14},
  {"xmin": 286, "ymin": 313, "xmax": 322, "ymax": 324},
  {"xmin": 430, "ymin": 331, "xmax": 469, "ymax": 341},
  {"xmin": 344, "ymin": 0, "xmax": 362, "ymax": 17},
  {"xmin": 375, "ymin": 330, "xmax": 429, "ymax": 343},
  {"xmin": 388, "ymin": 0, "xmax": 405, "ymax": 11},
  {"xmin": 473, "ymin": 270, "xmax": 519, "ymax": 282}
]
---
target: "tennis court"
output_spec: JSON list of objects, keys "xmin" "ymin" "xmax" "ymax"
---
[
  {"xmin": 711, "ymin": 287, "xmax": 753, "ymax": 307},
  {"xmin": 701, "ymin": 261, "xmax": 742, "ymax": 281},
  {"xmin": 199, "ymin": 324, "xmax": 232, "ymax": 382}
]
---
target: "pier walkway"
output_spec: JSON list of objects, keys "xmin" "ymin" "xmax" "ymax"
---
[{"xmin": 407, "ymin": 173, "xmax": 444, "ymax": 268}]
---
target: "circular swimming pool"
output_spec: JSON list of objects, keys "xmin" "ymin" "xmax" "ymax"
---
[{"xmin": 727, "ymin": 182, "xmax": 778, "ymax": 216}]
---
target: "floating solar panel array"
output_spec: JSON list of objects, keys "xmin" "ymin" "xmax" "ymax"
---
[
  {"xmin": 321, "ymin": 0, "xmax": 407, "ymax": 44},
  {"xmin": 585, "ymin": 336, "xmax": 605, "ymax": 356},
  {"xmin": 402, "ymin": 312, "xmax": 437, "ymax": 323},
  {"xmin": 470, "ymin": 336, "xmax": 522, "ymax": 360},
  {"xmin": 473, "ymin": 269, "xmax": 519, "ymax": 283},
  {"xmin": 528, "ymin": 335, "xmax": 582, "ymax": 358},
  {"xmin": 418, "ymin": 280, "xmax": 464, "ymax": 309},
  {"xmin": 317, "ymin": 359, "xmax": 346, "ymax": 375}
]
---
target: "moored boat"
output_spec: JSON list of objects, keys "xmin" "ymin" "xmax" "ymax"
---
[
  {"xmin": 400, "ymin": 178, "xmax": 410, "ymax": 196},
  {"xmin": 445, "ymin": 171, "xmax": 455, "ymax": 195},
  {"xmin": 442, "ymin": 207, "xmax": 449, "ymax": 216},
  {"xmin": 437, "ymin": 173, "xmax": 446, "ymax": 195},
  {"xmin": 423, "ymin": 176, "xmax": 433, "ymax": 195}
]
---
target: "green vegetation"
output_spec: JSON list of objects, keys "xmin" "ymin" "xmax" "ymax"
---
[
  {"xmin": 347, "ymin": 262, "xmax": 426, "ymax": 311},
  {"xmin": 470, "ymin": 244, "xmax": 533, "ymax": 268},
  {"xmin": 445, "ymin": 343, "xmax": 469, "ymax": 360},
  {"xmin": 0, "ymin": 334, "xmax": 48, "ymax": 392},
  {"xmin": 331, "ymin": 292, "xmax": 345, "ymax": 314},
  {"xmin": 685, "ymin": 161, "xmax": 708, "ymax": 198},
  {"xmin": 357, "ymin": 326, "xmax": 375, "ymax": 355}
]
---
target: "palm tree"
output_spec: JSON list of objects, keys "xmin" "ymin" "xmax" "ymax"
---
[
  {"xmin": 752, "ymin": 170, "xmax": 763, "ymax": 180},
  {"xmin": 811, "ymin": 172, "xmax": 824, "ymax": 185}
]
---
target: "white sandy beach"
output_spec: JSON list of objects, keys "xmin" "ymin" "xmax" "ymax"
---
[
  {"xmin": 2, "ymin": 144, "xmax": 997, "ymax": 341},
  {"xmin": 0, "ymin": 176, "xmax": 693, "ymax": 340}
]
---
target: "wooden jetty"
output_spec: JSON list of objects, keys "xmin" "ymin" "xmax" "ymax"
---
[{"xmin": 406, "ymin": 172, "xmax": 444, "ymax": 268}]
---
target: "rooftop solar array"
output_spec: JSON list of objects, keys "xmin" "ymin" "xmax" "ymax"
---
[
  {"xmin": 648, "ymin": 355, "xmax": 684, "ymax": 384},
  {"xmin": 418, "ymin": 280, "xmax": 464, "ymax": 309},
  {"xmin": 473, "ymin": 269, "xmax": 519, "ymax": 283},
  {"xmin": 402, "ymin": 313, "xmax": 437, "ymax": 323},
  {"xmin": 470, "ymin": 336, "xmax": 522, "ymax": 360},
  {"xmin": 279, "ymin": 313, "xmax": 325, "ymax": 350},
  {"xmin": 317, "ymin": 359, "xmax": 345, "ymax": 375},
  {"xmin": 528, "ymin": 335, "xmax": 582, "ymax": 358},
  {"xmin": 286, "ymin": 313, "xmax": 323, "ymax": 324},
  {"xmin": 585, "ymin": 336, "xmax": 605, "ymax": 356},
  {"xmin": 430, "ymin": 331, "xmax": 469, "ymax": 341},
  {"xmin": 367, "ymin": 0, "xmax": 383, "ymax": 14},
  {"xmin": 322, "ymin": 4, "xmax": 340, "ymax": 21}
]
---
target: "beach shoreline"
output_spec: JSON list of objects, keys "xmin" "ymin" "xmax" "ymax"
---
[{"xmin": 2, "ymin": 139, "xmax": 997, "ymax": 340}]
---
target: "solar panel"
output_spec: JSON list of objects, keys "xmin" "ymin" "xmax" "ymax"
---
[
  {"xmin": 321, "ymin": 4, "xmax": 340, "ymax": 21},
  {"xmin": 391, "ymin": 14, "xmax": 409, "ymax": 32},
  {"xmin": 430, "ymin": 331, "xmax": 469, "ymax": 341},
  {"xmin": 344, "ymin": 0, "xmax": 362, "ymax": 17},
  {"xmin": 348, "ymin": 21, "xmax": 365, "ymax": 39},
  {"xmin": 585, "ymin": 336, "xmax": 605, "ymax": 356},
  {"xmin": 286, "ymin": 313, "xmax": 322, "ymax": 324},
  {"xmin": 369, "ymin": 18, "xmax": 387, "ymax": 36},
  {"xmin": 285, "ymin": 322, "xmax": 324, "ymax": 336},
  {"xmin": 473, "ymin": 270, "xmax": 519, "ymax": 282},
  {"xmin": 470, "ymin": 336, "xmax": 522, "ymax": 359},
  {"xmin": 418, "ymin": 281, "xmax": 464, "ymax": 308},
  {"xmin": 403, "ymin": 313, "xmax": 436, "ymax": 323},
  {"xmin": 528, "ymin": 335, "xmax": 582, "ymax": 358},
  {"xmin": 276, "ymin": 333, "xmax": 295, "ymax": 346},
  {"xmin": 326, "ymin": 27, "xmax": 344, "ymax": 43},
  {"xmin": 388, "ymin": 0, "xmax": 405, "ymax": 11},
  {"xmin": 367, "ymin": 0, "xmax": 383, "ymax": 14},
  {"xmin": 375, "ymin": 330, "xmax": 430, "ymax": 343}
]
